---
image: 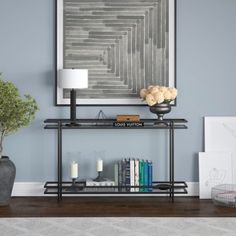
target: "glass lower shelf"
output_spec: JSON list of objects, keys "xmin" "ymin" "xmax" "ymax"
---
[{"xmin": 44, "ymin": 181, "xmax": 188, "ymax": 195}]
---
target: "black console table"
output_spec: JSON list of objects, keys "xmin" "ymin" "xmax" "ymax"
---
[{"xmin": 44, "ymin": 118, "xmax": 188, "ymax": 201}]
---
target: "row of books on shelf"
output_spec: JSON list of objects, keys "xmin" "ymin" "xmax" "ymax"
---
[
  {"xmin": 114, "ymin": 159, "xmax": 153, "ymax": 192},
  {"xmin": 85, "ymin": 159, "xmax": 153, "ymax": 192}
]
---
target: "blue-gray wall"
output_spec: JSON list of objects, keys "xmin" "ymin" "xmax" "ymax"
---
[{"xmin": 0, "ymin": 0, "xmax": 236, "ymax": 182}]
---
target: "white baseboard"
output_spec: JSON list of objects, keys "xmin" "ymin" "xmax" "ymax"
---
[
  {"xmin": 186, "ymin": 182, "xmax": 199, "ymax": 196},
  {"xmin": 12, "ymin": 182, "xmax": 199, "ymax": 197},
  {"xmin": 12, "ymin": 183, "xmax": 45, "ymax": 197}
]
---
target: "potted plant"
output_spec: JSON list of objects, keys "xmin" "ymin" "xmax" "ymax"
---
[
  {"xmin": 0, "ymin": 74, "xmax": 38, "ymax": 205},
  {"xmin": 140, "ymin": 85, "xmax": 178, "ymax": 121}
]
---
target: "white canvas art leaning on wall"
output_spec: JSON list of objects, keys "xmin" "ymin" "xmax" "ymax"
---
[
  {"xmin": 205, "ymin": 117, "xmax": 236, "ymax": 183},
  {"xmin": 199, "ymin": 152, "xmax": 233, "ymax": 199},
  {"xmin": 198, "ymin": 116, "xmax": 236, "ymax": 199}
]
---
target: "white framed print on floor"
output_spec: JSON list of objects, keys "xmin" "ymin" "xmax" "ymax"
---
[
  {"xmin": 204, "ymin": 116, "xmax": 236, "ymax": 184},
  {"xmin": 199, "ymin": 152, "xmax": 233, "ymax": 199}
]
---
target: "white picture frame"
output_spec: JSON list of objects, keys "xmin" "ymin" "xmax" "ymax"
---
[
  {"xmin": 55, "ymin": 0, "xmax": 176, "ymax": 106},
  {"xmin": 204, "ymin": 116, "xmax": 236, "ymax": 183},
  {"xmin": 199, "ymin": 152, "xmax": 233, "ymax": 199}
]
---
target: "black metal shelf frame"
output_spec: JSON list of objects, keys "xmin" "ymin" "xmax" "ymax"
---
[
  {"xmin": 44, "ymin": 118, "xmax": 188, "ymax": 201},
  {"xmin": 44, "ymin": 181, "xmax": 188, "ymax": 195}
]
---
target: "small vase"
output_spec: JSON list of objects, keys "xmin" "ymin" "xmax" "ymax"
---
[
  {"xmin": 0, "ymin": 156, "xmax": 16, "ymax": 206},
  {"xmin": 149, "ymin": 103, "xmax": 171, "ymax": 121}
]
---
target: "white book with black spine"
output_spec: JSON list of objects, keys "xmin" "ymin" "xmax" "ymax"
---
[
  {"xmin": 134, "ymin": 159, "xmax": 139, "ymax": 192},
  {"xmin": 130, "ymin": 159, "xmax": 135, "ymax": 192}
]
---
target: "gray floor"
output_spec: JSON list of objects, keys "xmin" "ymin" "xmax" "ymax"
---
[{"xmin": 0, "ymin": 218, "xmax": 236, "ymax": 236}]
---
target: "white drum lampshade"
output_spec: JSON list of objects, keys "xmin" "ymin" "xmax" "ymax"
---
[
  {"xmin": 58, "ymin": 69, "xmax": 88, "ymax": 89},
  {"xmin": 58, "ymin": 69, "xmax": 88, "ymax": 126}
]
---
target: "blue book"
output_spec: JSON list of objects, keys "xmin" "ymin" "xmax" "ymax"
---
[
  {"xmin": 144, "ymin": 160, "xmax": 149, "ymax": 192},
  {"xmin": 139, "ymin": 160, "xmax": 144, "ymax": 192},
  {"xmin": 148, "ymin": 161, "xmax": 153, "ymax": 192}
]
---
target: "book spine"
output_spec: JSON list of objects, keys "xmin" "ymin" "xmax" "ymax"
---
[
  {"xmin": 144, "ymin": 160, "xmax": 149, "ymax": 192},
  {"xmin": 148, "ymin": 161, "xmax": 153, "ymax": 192},
  {"xmin": 125, "ymin": 158, "xmax": 130, "ymax": 192},
  {"xmin": 118, "ymin": 161, "xmax": 122, "ymax": 191},
  {"xmin": 130, "ymin": 159, "xmax": 135, "ymax": 192},
  {"xmin": 114, "ymin": 162, "xmax": 118, "ymax": 187},
  {"xmin": 122, "ymin": 159, "xmax": 126, "ymax": 191},
  {"xmin": 113, "ymin": 122, "xmax": 144, "ymax": 127},
  {"xmin": 134, "ymin": 159, "xmax": 139, "ymax": 192},
  {"xmin": 139, "ymin": 160, "xmax": 144, "ymax": 192},
  {"xmin": 143, "ymin": 160, "xmax": 146, "ymax": 192}
]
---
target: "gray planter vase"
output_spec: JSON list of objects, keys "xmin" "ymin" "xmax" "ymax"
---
[{"xmin": 0, "ymin": 156, "xmax": 16, "ymax": 206}]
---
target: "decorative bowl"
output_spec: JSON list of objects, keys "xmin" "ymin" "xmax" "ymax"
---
[{"xmin": 149, "ymin": 103, "xmax": 171, "ymax": 121}]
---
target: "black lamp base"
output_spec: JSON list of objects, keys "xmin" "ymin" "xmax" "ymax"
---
[{"xmin": 68, "ymin": 89, "xmax": 79, "ymax": 126}]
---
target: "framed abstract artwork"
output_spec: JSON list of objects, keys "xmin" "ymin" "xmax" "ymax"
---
[{"xmin": 56, "ymin": 0, "xmax": 176, "ymax": 106}]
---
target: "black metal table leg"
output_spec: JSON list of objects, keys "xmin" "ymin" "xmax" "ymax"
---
[
  {"xmin": 171, "ymin": 121, "xmax": 175, "ymax": 202},
  {"xmin": 169, "ymin": 122, "xmax": 172, "ymax": 199},
  {"xmin": 169, "ymin": 121, "xmax": 175, "ymax": 202},
  {"xmin": 58, "ymin": 121, "xmax": 62, "ymax": 201}
]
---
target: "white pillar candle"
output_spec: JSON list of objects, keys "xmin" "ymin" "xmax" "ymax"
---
[
  {"xmin": 70, "ymin": 161, "xmax": 78, "ymax": 179},
  {"xmin": 96, "ymin": 159, "xmax": 103, "ymax": 172}
]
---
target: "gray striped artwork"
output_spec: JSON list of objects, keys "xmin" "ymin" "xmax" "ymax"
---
[{"xmin": 60, "ymin": 0, "xmax": 174, "ymax": 103}]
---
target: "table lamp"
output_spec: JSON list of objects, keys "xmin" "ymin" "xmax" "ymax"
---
[{"xmin": 59, "ymin": 69, "xmax": 88, "ymax": 126}]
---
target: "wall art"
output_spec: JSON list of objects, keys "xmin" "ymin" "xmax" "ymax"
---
[
  {"xmin": 199, "ymin": 152, "xmax": 233, "ymax": 199},
  {"xmin": 56, "ymin": 0, "xmax": 176, "ymax": 105}
]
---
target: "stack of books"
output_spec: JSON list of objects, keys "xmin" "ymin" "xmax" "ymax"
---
[
  {"xmin": 114, "ymin": 159, "xmax": 153, "ymax": 192},
  {"xmin": 86, "ymin": 179, "xmax": 115, "ymax": 187},
  {"xmin": 113, "ymin": 121, "xmax": 144, "ymax": 127},
  {"xmin": 85, "ymin": 179, "xmax": 115, "ymax": 192}
]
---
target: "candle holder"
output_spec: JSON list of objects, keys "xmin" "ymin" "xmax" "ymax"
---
[
  {"xmin": 93, "ymin": 171, "xmax": 106, "ymax": 182},
  {"xmin": 65, "ymin": 178, "xmax": 83, "ymax": 192}
]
